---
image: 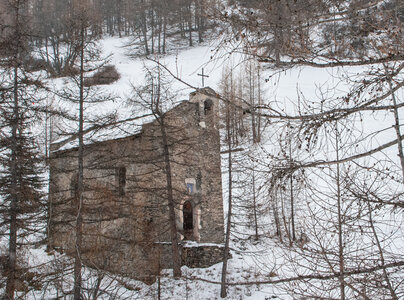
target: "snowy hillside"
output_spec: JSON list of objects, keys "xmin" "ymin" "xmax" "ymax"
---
[
  {"xmin": 1, "ymin": 0, "xmax": 403, "ymax": 297},
  {"xmin": 1, "ymin": 31, "xmax": 402, "ymax": 299}
]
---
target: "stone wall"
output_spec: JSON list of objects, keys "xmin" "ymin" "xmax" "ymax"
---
[
  {"xmin": 48, "ymin": 88, "xmax": 224, "ymax": 281},
  {"xmin": 155, "ymin": 242, "xmax": 225, "ymax": 269},
  {"xmin": 182, "ymin": 244, "xmax": 225, "ymax": 268}
]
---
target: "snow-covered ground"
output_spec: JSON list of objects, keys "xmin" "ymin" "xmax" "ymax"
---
[{"xmin": 2, "ymin": 33, "xmax": 403, "ymax": 299}]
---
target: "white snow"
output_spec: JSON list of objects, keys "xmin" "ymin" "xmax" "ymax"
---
[{"xmin": 2, "ymin": 32, "xmax": 403, "ymax": 299}]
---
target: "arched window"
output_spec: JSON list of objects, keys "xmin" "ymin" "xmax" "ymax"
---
[
  {"xmin": 116, "ymin": 166, "xmax": 126, "ymax": 196},
  {"xmin": 204, "ymin": 99, "xmax": 213, "ymax": 115},
  {"xmin": 183, "ymin": 201, "xmax": 193, "ymax": 239}
]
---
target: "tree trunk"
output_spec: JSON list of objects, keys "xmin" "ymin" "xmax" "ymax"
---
[
  {"xmin": 252, "ymin": 165, "xmax": 259, "ymax": 240},
  {"xmin": 141, "ymin": 1, "xmax": 149, "ymax": 55},
  {"xmin": 158, "ymin": 14, "xmax": 161, "ymax": 54},
  {"xmin": 290, "ymin": 173, "xmax": 295, "ymax": 241},
  {"xmin": 150, "ymin": 6, "xmax": 155, "ymax": 54},
  {"xmin": 220, "ymin": 104, "xmax": 233, "ymax": 298},
  {"xmin": 335, "ymin": 124, "xmax": 345, "ymax": 300},
  {"xmin": 249, "ymin": 63, "xmax": 257, "ymax": 143},
  {"xmin": 289, "ymin": 139, "xmax": 295, "ymax": 242},
  {"xmin": 384, "ymin": 64, "xmax": 404, "ymax": 183},
  {"xmin": 162, "ymin": 14, "xmax": 166, "ymax": 54},
  {"xmin": 117, "ymin": 0, "xmax": 122, "ymax": 38},
  {"xmin": 5, "ymin": 2, "xmax": 22, "ymax": 296},
  {"xmin": 187, "ymin": 4, "xmax": 193, "ymax": 46},
  {"xmin": 159, "ymin": 117, "xmax": 182, "ymax": 278},
  {"xmin": 273, "ymin": 196, "xmax": 282, "ymax": 241},
  {"xmin": 73, "ymin": 23, "xmax": 85, "ymax": 300},
  {"xmin": 196, "ymin": 0, "xmax": 204, "ymax": 43},
  {"xmin": 179, "ymin": 10, "xmax": 185, "ymax": 39},
  {"xmin": 257, "ymin": 65, "xmax": 261, "ymax": 143},
  {"xmin": 92, "ymin": 273, "xmax": 104, "ymax": 300},
  {"xmin": 6, "ymin": 57, "xmax": 19, "ymax": 300},
  {"xmin": 367, "ymin": 199, "xmax": 398, "ymax": 299}
]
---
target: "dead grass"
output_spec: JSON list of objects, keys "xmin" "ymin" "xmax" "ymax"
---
[{"xmin": 84, "ymin": 65, "xmax": 120, "ymax": 87}]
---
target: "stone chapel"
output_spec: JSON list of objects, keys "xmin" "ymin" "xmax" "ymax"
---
[{"xmin": 48, "ymin": 88, "xmax": 225, "ymax": 282}]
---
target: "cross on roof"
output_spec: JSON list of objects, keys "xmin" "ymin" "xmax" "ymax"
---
[{"xmin": 197, "ymin": 68, "xmax": 209, "ymax": 87}]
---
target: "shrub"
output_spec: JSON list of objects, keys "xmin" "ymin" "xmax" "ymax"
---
[
  {"xmin": 84, "ymin": 65, "xmax": 120, "ymax": 87},
  {"xmin": 23, "ymin": 57, "xmax": 48, "ymax": 72}
]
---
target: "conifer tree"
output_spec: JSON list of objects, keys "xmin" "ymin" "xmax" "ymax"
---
[{"xmin": 0, "ymin": 0, "xmax": 45, "ymax": 298}]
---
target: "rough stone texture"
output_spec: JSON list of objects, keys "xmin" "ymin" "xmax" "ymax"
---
[
  {"xmin": 182, "ymin": 244, "xmax": 225, "ymax": 268},
  {"xmin": 48, "ymin": 88, "xmax": 224, "ymax": 281}
]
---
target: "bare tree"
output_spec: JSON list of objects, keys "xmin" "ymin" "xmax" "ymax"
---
[
  {"xmin": 219, "ymin": 65, "xmax": 235, "ymax": 298},
  {"xmin": 47, "ymin": 2, "xmax": 116, "ymax": 297},
  {"xmin": 130, "ymin": 63, "xmax": 183, "ymax": 278},
  {"xmin": 205, "ymin": 2, "xmax": 404, "ymax": 297}
]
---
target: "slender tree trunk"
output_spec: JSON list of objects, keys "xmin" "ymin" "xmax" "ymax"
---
[
  {"xmin": 5, "ymin": 2, "xmax": 23, "ymax": 296},
  {"xmin": 252, "ymin": 165, "xmax": 258, "ymax": 240},
  {"xmin": 188, "ymin": 4, "xmax": 193, "ymax": 47},
  {"xmin": 150, "ymin": 6, "xmax": 155, "ymax": 54},
  {"xmin": 92, "ymin": 273, "xmax": 104, "ymax": 300},
  {"xmin": 367, "ymin": 199, "xmax": 398, "ymax": 299},
  {"xmin": 274, "ymin": 197, "xmax": 282, "ymax": 241},
  {"xmin": 6, "ymin": 59, "xmax": 20, "ymax": 300},
  {"xmin": 157, "ymin": 275, "xmax": 161, "ymax": 300},
  {"xmin": 290, "ymin": 173, "xmax": 295, "ymax": 241},
  {"xmin": 289, "ymin": 140, "xmax": 295, "ymax": 241},
  {"xmin": 335, "ymin": 124, "xmax": 345, "ymax": 300},
  {"xmin": 274, "ymin": 0, "xmax": 284, "ymax": 66},
  {"xmin": 257, "ymin": 65, "xmax": 261, "ymax": 142},
  {"xmin": 249, "ymin": 63, "xmax": 257, "ymax": 143},
  {"xmin": 384, "ymin": 64, "xmax": 404, "ymax": 182},
  {"xmin": 45, "ymin": 104, "xmax": 49, "ymax": 160},
  {"xmin": 179, "ymin": 10, "xmax": 185, "ymax": 39},
  {"xmin": 107, "ymin": 15, "xmax": 113, "ymax": 36},
  {"xmin": 281, "ymin": 192, "xmax": 292, "ymax": 245},
  {"xmin": 141, "ymin": 1, "xmax": 149, "ymax": 55},
  {"xmin": 162, "ymin": 14, "xmax": 166, "ymax": 54},
  {"xmin": 159, "ymin": 117, "xmax": 182, "ymax": 277},
  {"xmin": 220, "ymin": 104, "xmax": 233, "ymax": 298},
  {"xmin": 47, "ymin": 111, "xmax": 54, "ymax": 249},
  {"xmin": 117, "ymin": 0, "xmax": 122, "ymax": 38},
  {"xmin": 196, "ymin": 0, "xmax": 203, "ymax": 43},
  {"xmin": 73, "ymin": 23, "xmax": 85, "ymax": 300},
  {"xmin": 158, "ymin": 14, "xmax": 161, "ymax": 54}
]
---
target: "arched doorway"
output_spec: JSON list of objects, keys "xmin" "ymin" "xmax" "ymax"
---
[{"xmin": 183, "ymin": 201, "xmax": 193, "ymax": 240}]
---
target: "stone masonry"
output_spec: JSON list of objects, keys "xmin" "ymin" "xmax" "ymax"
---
[{"xmin": 48, "ymin": 88, "xmax": 224, "ymax": 282}]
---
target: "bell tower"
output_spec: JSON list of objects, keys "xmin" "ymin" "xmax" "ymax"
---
[{"xmin": 181, "ymin": 87, "xmax": 224, "ymax": 244}]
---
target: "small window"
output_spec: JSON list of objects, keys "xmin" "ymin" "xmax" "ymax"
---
[
  {"xmin": 204, "ymin": 99, "xmax": 213, "ymax": 115},
  {"xmin": 117, "ymin": 166, "xmax": 126, "ymax": 196},
  {"xmin": 186, "ymin": 183, "xmax": 194, "ymax": 195},
  {"xmin": 185, "ymin": 178, "xmax": 196, "ymax": 195},
  {"xmin": 70, "ymin": 173, "xmax": 79, "ymax": 205}
]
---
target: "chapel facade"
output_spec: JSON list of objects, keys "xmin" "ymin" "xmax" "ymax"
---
[{"xmin": 48, "ymin": 88, "xmax": 224, "ymax": 282}]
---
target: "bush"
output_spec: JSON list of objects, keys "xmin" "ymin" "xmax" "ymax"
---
[
  {"xmin": 23, "ymin": 57, "xmax": 48, "ymax": 72},
  {"xmin": 84, "ymin": 65, "xmax": 120, "ymax": 87}
]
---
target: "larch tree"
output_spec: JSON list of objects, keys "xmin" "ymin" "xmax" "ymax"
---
[
  {"xmin": 0, "ymin": 0, "xmax": 45, "ymax": 299},
  {"xmin": 129, "ymin": 63, "xmax": 183, "ymax": 278},
  {"xmin": 48, "ymin": 1, "xmax": 117, "ymax": 297},
  {"xmin": 212, "ymin": 0, "xmax": 404, "ymax": 298}
]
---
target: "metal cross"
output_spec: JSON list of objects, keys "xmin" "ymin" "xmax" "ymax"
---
[{"xmin": 197, "ymin": 68, "xmax": 209, "ymax": 87}]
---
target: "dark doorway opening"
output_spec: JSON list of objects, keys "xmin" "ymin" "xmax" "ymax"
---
[
  {"xmin": 183, "ymin": 201, "xmax": 193, "ymax": 240},
  {"xmin": 204, "ymin": 99, "xmax": 213, "ymax": 115}
]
